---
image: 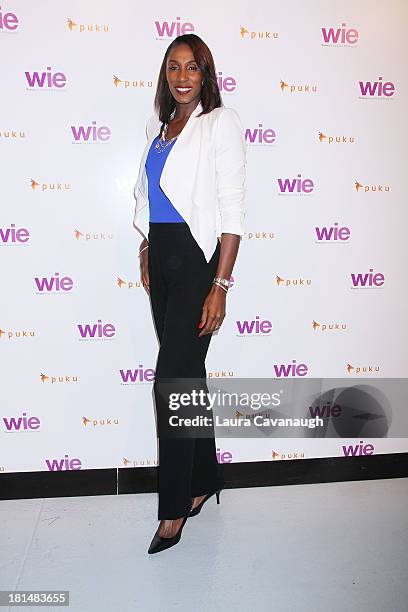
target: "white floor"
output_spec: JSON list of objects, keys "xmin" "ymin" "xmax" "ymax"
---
[{"xmin": 1, "ymin": 477, "xmax": 407, "ymax": 612}]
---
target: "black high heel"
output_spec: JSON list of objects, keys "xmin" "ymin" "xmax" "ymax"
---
[
  {"xmin": 189, "ymin": 487, "xmax": 223, "ymax": 517},
  {"xmin": 147, "ymin": 514, "xmax": 190, "ymax": 554}
]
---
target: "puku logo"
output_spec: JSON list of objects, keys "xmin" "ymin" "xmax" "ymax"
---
[
  {"xmin": 245, "ymin": 124, "xmax": 276, "ymax": 145},
  {"xmin": 82, "ymin": 416, "xmax": 119, "ymax": 427},
  {"xmin": 271, "ymin": 450, "xmax": 305, "ymax": 460},
  {"xmin": 34, "ymin": 273, "xmax": 74, "ymax": 294},
  {"xmin": 350, "ymin": 268, "xmax": 384, "ymax": 288},
  {"xmin": 0, "ymin": 5, "xmax": 19, "ymax": 31},
  {"xmin": 239, "ymin": 26, "xmax": 278, "ymax": 40},
  {"xmin": 277, "ymin": 174, "xmax": 315, "ymax": 195},
  {"xmin": 71, "ymin": 121, "xmax": 111, "ymax": 143},
  {"xmin": 154, "ymin": 16, "xmax": 194, "ymax": 39},
  {"xmin": 312, "ymin": 320, "xmax": 347, "ymax": 332},
  {"xmin": 216, "ymin": 448, "xmax": 233, "ymax": 463},
  {"xmin": 0, "ymin": 327, "xmax": 36, "ymax": 339},
  {"xmin": 0, "ymin": 224, "xmax": 30, "ymax": 244},
  {"xmin": 123, "ymin": 457, "xmax": 159, "ymax": 467},
  {"xmin": 25, "ymin": 67, "xmax": 66, "ymax": 89},
  {"xmin": 217, "ymin": 71, "xmax": 237, "ymax": 93},
  {"xmin": 77, "ymin": 320, "xmax": 116, "ymax": 339},
  {"xmin": 244, "ymin": 232, "xmax": 275, "ymax": 241},
  {"xmin": 45, "ymin": 455, "xmax": 82, "ymax": 471},
  {"xmin": 273, "ymin": 360, "xmax": 309, "ymax": 377},
  {"xmin": 346, "ymin": 363, "xmax": 380, "ymax": 375},
  {"xmin": 2, "ymin": 412, "xmax": 40, "ymax": 432},
  {"xmin": 358, "ymin": 77, "xmax": 395, "ymax": 98},
  {"xmin": 74, "ymin": 229, "xmax": 113, "ymax": 240},
  {"xmin": 0, "ymin": 129, "xmax": 25, "ymax": 139},
  {"xmin": 342, "ymin": 440, "xmax": 375, "ymax": 456},
  {"xmin": 236, "ymin": 316, "xmax": 272, "ymax": 336},
  {"xmin": 276, "ymin": 274, "xmax": 312, "ymax": 287},
  {"xmin": 119, "ymin": 366, "xmax": 155, "ymax": 384},
  {"xmin": 280, "ymin": 80, "xmax": 317, "ymax": 94},
  {"xmin": 208, "ymin": 370, "xmax": 234, "ymax": 378},
  {"xmin": 67, "ymin": 18, "xmax": 109, "ymax": 33},
  {"xmin": 318, "ymin": 132, "xmax": 355, "ymax": 144},
  {"xmin": 113, "ymin": 75, "xmax": 153, "ymax": 89},
  {"xmin": 30, "ymin": 179, "xmax": 71, "ymax": 191},
  {"xmin": 117, "ymin": 277, "xmax": 143, "ymax": 289},
  {"xmin": 321, "ymin": 22, "xmax": 359, "ymax": 46},
  {"xmin": 355, "ymin": 180, "xmax": 390, "ymax": 193},
  {"xmin": 40, "ymin": 373, "xmax": 79, "ymax": 384},
  {"xmin": 315, "ymin": 223, "xmax": 351, "ymax": 241}
]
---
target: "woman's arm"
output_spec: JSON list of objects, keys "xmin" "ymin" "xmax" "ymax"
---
[{"xmin": 198, "ymin": 108, "xmax": 246, "ymax": 337}]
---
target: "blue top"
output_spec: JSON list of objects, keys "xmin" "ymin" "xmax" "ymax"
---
[{"xmin": 145, "ymin": 135, "xmax": 186, "ymax": 223}]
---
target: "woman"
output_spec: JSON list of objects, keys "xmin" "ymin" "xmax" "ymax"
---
[{"xmin": 132, "ymin": 33, "xmax": 246, "ymax": 554}]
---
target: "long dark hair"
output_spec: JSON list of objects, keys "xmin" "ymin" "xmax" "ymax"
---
[{"xmin": 154, "ymin": 34, "xmax": 223, "ymax": 125}]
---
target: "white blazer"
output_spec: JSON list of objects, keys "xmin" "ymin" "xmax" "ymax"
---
[{"xmin": 132, "ymin": 100, "xmax": 247, "ymax": 263}]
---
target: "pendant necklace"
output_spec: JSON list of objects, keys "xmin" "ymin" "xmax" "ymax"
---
[{"xmin": 155, "ymin": 109, "xmax": 177, "ymax": 153}]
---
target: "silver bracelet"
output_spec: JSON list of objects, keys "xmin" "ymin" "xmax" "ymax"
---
[
  {"xmin": 213, "ymin": 280, "xmax": 228, "ymax": 293},
  {"xmin": 213, "ymin": 276, "xmax": 230, "ymax": 289},
  {"xmin": 138, "ymin": 244, "xmax": 149, "ymax": 258}
]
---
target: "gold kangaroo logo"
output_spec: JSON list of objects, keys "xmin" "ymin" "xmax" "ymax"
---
[
  {"xmin": 67, "ymin": 18, "xmax": 76, "ymax": 31},
  {"xmin": 318, "ymin": 132, "xmax": 326, "ymax": 142},
  {"xmin": 30, "ymin": 179, "xmax": 40, "ymax": 189},
  {"xmin": 312, "ymin": 320, "xmax": 320, "ymax": 330},
  {"xmin": 355, "ymin": 181, "xmax": 363, "ymax": 191},
  {"xmin": 82, "ymin": 417, "xmax": 91, "ymax": 426},
  {"xmin": 117, "ymin": 277, "xmax": 126, "ymax": 288},
  {"xmin": 240, "ymin": 26, "xmax": 249, "ymax": 37},
  {"xmin": 276, "ymin": 275, "xmax": 284, "ymax": 285},
  {"xmin": 280, "ymin": 80, "xmax": 288, "ymax": 91},
  {"xmin": 113, "ymin": 75, "xmax": 122, "ymax": 87},
  {"xmin": 40, "ymin": 373, "xmax": 49, "ymax": 383},
  {"xmin": 74, "ymin": 229, "xmax": 83, "ymax": 239},
  {"xmin": 346, "ymin": 363, "xmax": 354, "ymax": 373}
]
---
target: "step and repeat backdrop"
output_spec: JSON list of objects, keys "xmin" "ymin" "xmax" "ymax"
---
[{"xmin": 1, "ymin": 0, "xmax": 407, "ymax": 474}]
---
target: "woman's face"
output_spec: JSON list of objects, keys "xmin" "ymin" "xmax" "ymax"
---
[{"xmin": 166, "ymin": 43, "xmax": 202, "ymax": 107}]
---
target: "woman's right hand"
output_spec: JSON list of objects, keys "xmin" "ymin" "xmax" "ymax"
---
[{"xmin": 139, "ymin": 239, "xmax": 150, "ymax": 295}]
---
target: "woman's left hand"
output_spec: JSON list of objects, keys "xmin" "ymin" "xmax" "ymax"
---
[{"xmin": 198, "ymin": 284, "xmax": 226, "ymax": 337}]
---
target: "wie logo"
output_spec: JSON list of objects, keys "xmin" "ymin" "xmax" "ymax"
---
[
  {"xmin": 358, "ymin": 76, "xmax": 395, "ymax": 98},
  {"xmin": 77, "ymin": 319, "xmax": 116, "ymax": 340},
  {"xmin": 2, "ymin": 412, "xmax": 40, "ymax": 432},
  {"xmin": 277, "ymin": 174, "xmax": 315, "ymax": 195},
  {"xmin": 315, "ymin": 223, "xmax": 350, "ymax": 242},
  {"xmin": 0, "ymin": 4, "xmax": 19, "ymax": 31},
  {"xmin": 236, "ymin": 316, "xmax": 272, "ymax": 336},
  {"xmin": 154, "ymin": 16, "xmax": 194, "ymax": 38},
  {"xmin": 25, "ymin": 66, "xmax": 66, "ymax": 89},
  {"xmin": 350, "ymin": 268, "xmax": 384, "ymax": 288},
  {"xmin": 0, "ymin": 224, "xmax": 30, "ymax": 245},
  {"xmin": 34, "ymin": 273, "xmax": 73, "ymax": 294},
  {"xmin": 119, "ymin": 366, "xmax": 155, "ymax": 384},
  {"xmin": 273, "ymin": 360, "xmax": 309, "ymax": 377},
  {"xmin": 45, "ymin": 455, "xmax": 82, "ymax": 471},
  {"xmin": 245, "ymin": 124, "xmax": 276, "ymax": 145},
  {"xmin": 342, "ymin": 440, "xmax": 375, "ymax": 456},
  {"xmin": 71, "ymin": 121, "xmax": 111, "ymax": 143},
  {"xmin": 321, "ymin": 22, "xmax": 359, "ymax": 46},
  {"xmin": 34, "ymin": 272, "xmax": 74, "ymax": 294}
]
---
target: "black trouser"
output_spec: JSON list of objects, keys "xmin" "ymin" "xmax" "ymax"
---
[{"xmin": 148, "ymin": 222, "xmax": 225, "ymax": 519}]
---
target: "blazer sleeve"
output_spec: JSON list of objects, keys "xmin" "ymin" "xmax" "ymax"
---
[{"xmin": 214, "ymin": 107, "xmax": 247, "ymax": 236}]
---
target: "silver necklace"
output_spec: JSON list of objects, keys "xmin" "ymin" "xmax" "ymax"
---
[{"xmin": 155, "ymin": 109, "xmax": 177, "ymax": 153}]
